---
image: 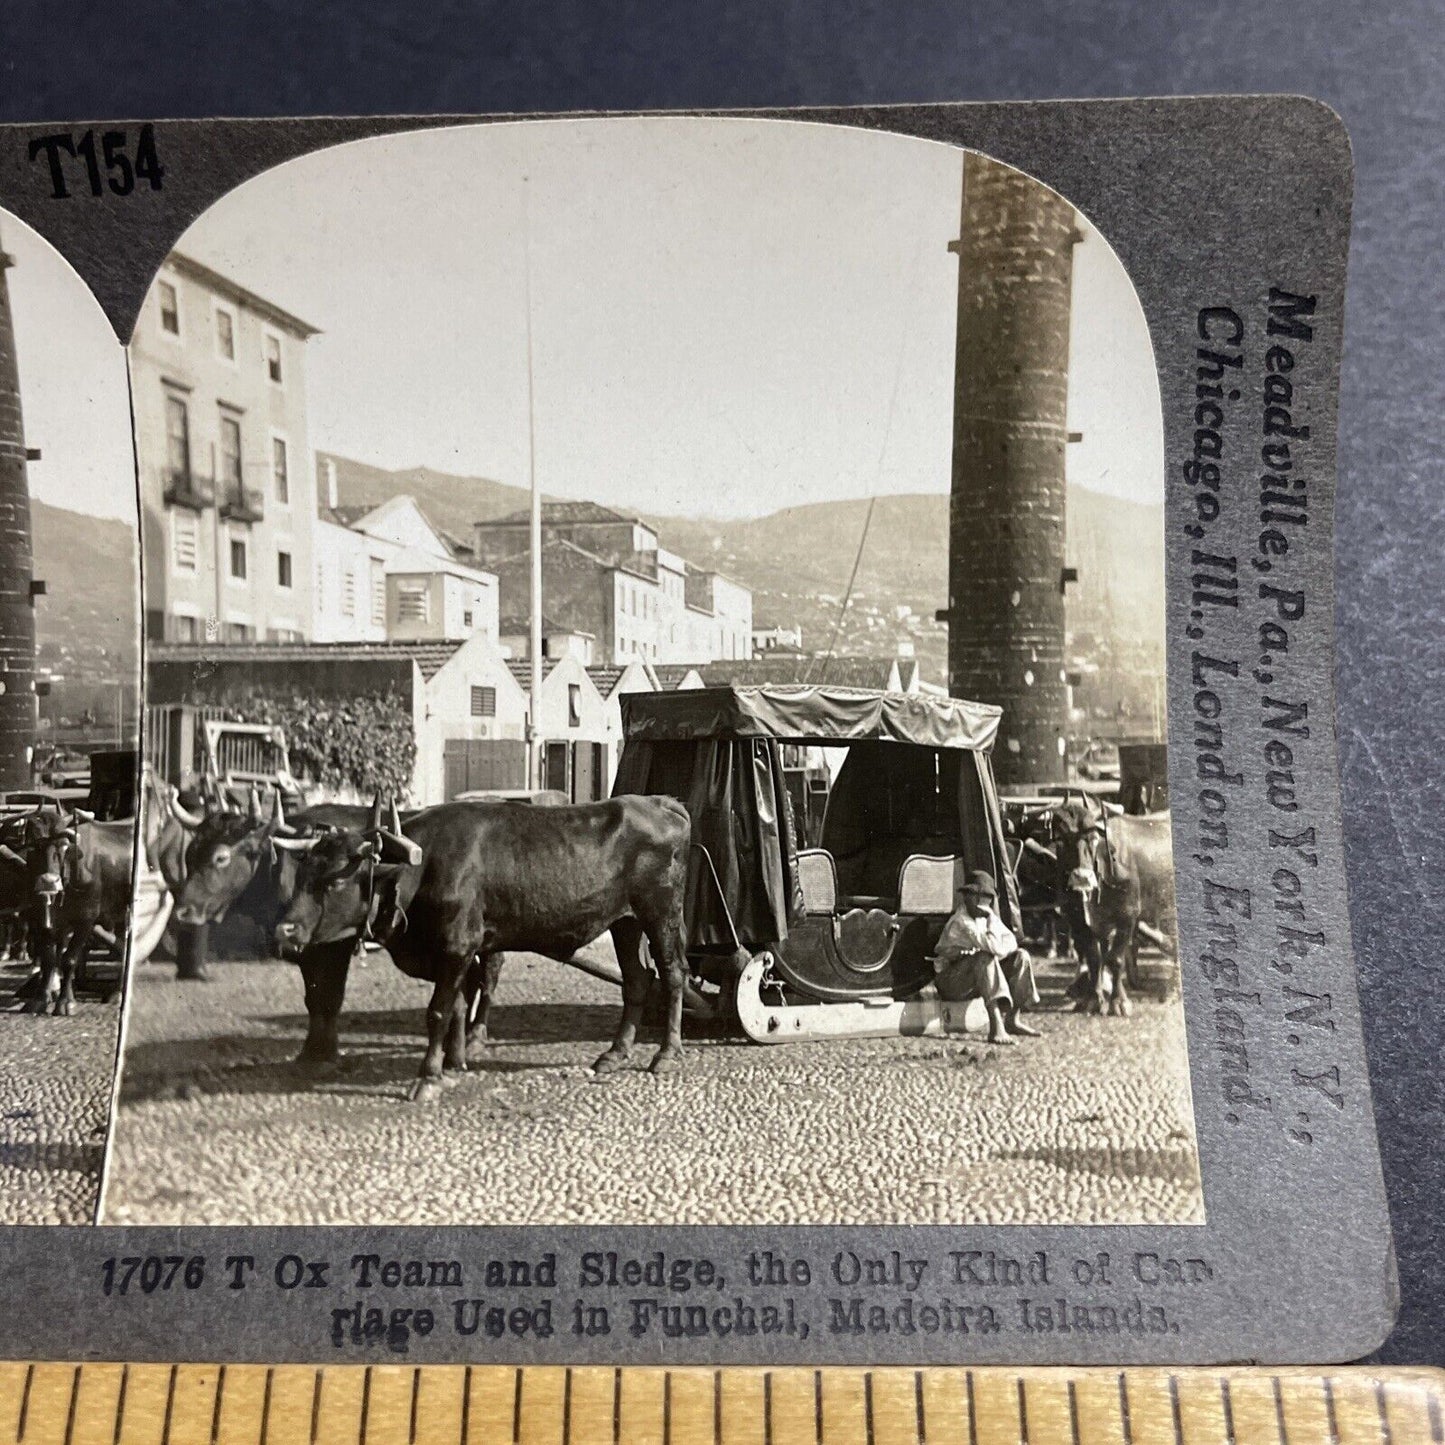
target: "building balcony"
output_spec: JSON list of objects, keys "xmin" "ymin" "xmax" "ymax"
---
[
  {"xmin": 219, "ymin": 485, "xmax": 265, "ymax": 524},
  {"xmin": 162, "ymin": 471, "xmax": 214, "ymax": 511}
]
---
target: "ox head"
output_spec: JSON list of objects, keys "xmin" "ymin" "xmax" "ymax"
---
[
  {"xmin": 1048, "ymin": 797, "xmax": 1123, "ymax": 927},
  {"xmin": 3, "ymin": 804, "xmax": 96, "ymax": 929},
  {"xmin": 273, "ymin": 797, "xmax": 419, "ymax": 958},
  {"xmin": 172, "ymin": 785, "xmax": 290, "ymax": 926}
]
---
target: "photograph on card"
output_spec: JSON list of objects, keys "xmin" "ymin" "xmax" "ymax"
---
[
  {"xmin": 0, "ymin": 213, "xmax": 141, "ymax": 1223},
  {"xmin": 102, "ymin": 118, "xmax": 1198, "ymax": 1227}
]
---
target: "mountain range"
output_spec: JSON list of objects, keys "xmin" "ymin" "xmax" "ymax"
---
[{"xmin": 319, "ymin": 451, "xmax": 1164, "ymax": 689}]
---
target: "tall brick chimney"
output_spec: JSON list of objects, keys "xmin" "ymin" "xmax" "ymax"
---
[
  {"xmin": 0, "ymin": 236, "xmax": 36, "ymax": 790},
  {"xmin": 944, "ymin": 154, "xmax": 1077, "ymax": 787}
]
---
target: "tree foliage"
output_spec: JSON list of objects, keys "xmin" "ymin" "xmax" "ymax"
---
[{"xmin": 222, "ymin": 688, "xmax": 416, "ymax": 802}]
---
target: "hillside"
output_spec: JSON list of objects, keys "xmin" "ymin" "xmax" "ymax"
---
[
  {"xmin": 29, "ymin": 498, "xmax": 140, "ymax": 733},
  {"xmin": 321, "ymin": 453, "xmax": 1163, "ymax": 693}
]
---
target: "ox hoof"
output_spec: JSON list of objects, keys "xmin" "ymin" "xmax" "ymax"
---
[
  {"xmin": 54, "ymin": 999, "xmax": 75, "ymax": 1018},
  {"xmin": 23, "ymin": 997, "xmax": 49, "ymax": 1017},
  {"xmin": 409, "ymin": 1077, "xmax": 444, "ymax": 1104},
  {"xmin": 592, "ymin": 1050, "xmax": 631, "ymax": 1076},
  {"xmin": 1111, "ymin": 998, "xmax": 1133, "ymax": 1019},
  {"xmin": 648, "ymin": 1048, "xmax": 684, "ymax": 1076},
  {"xmin": 175, "ymin": 967, "xmax": 209, "ymax": 983}
]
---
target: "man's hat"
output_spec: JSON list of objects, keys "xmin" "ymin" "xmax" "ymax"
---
[{"xmin": 959, "ymin": 869, "xmax": 997, "ymax": 901}]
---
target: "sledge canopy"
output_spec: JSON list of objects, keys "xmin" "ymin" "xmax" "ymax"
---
[{"xmin": 620, "ymin": 685, "xmax": 1002, "ymax": 752}]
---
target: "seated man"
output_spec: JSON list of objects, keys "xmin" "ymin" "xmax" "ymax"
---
[{"xmin": 933, "ymin": 870, "xmax": 1041, "ymax": 1045}]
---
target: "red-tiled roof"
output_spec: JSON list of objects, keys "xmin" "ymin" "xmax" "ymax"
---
[
  {"xmin": 148, "ymin": 639, "xmax": 467, "ymax": 682},
  {"xmin": 485, "ymin": 500, "xmax": 638, "ymax": 527},
  {"xmin": 586, "ymin": 665, "xmax": 627, "ymax": 696}
]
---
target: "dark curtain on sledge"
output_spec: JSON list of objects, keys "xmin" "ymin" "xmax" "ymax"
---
[
  {"xmin": 817, "ymin": 742, "xmax": 1019, "ymax": 929},
  {"xmin": 612, "ymin": 738, "xmax": 803, "ymax": 950}
]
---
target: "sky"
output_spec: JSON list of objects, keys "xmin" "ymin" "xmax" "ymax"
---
[
  {"xmin": 172, "ymin": 117, "xmax": 1163, "ymax": 521},
  {"xmin": 4, "ymin": 215, "xmax": 136, "ymax": 522}
]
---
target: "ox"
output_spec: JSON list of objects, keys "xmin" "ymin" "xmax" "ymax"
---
[
  {"xmin": 273, "ymin": 795, "xmax": 691, "ymax": 1100},
  {"xmin": 0, "ymin": 805, "xmax": 133, "ymax": 1013},
  {"xmin": 1050, "ymin": 800, "xmax": 1176, "ymax": 1015}
]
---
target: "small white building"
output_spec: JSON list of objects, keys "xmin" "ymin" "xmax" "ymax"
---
[{"xmin": 312, "ymin": 486, "xmax": 499, "ymax": 645}]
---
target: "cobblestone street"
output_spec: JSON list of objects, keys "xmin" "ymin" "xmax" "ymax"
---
[
  {"xmin": 103, "ymin": 943, "xmax": 1203, "ymax": 1227},
  {"xmin": 0, "ymin": 961, "xmax": 119, "ymax": 1224}
]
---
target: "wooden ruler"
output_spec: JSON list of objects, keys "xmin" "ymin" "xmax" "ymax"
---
[{"xmin": 0, "ymin": 1363, "xmax": 1437, "ymax": 1444}]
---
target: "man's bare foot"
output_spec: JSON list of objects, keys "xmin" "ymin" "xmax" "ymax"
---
[
  {"xmin": 986, "ymin": 1028, "xmax": 1017, "ymax": 1045},
  {"xmin": 1009, "ymin": 1018, "xmax": 1041, "ymax": 1038}
]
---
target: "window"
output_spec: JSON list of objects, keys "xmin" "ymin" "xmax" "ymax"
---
[
  {"xmin": 369, "ymin": 559, "xmax": 386, "ymax": 626},
  {"xmin": 229, "ymin": 536, "xmax": 247, "ymax": 580},
  {"xmin": 171, "ymin": 512, "xmax": 198, "ymax": 574},
  {"xmin": 568, "ymin": 684, "xmax": 582, "ymax": 728},
  {"xmin": 171, "ymin": 612, "xmax": 198, "ymax": 642},
  {"xmin": 264, "ymin": 333, "xmax": 283, "ymax": 384},
  {"xmin": 164, "ymin": 393, "xmax": 191, "ymax": 483},
  {"xmin": 224, "ymin": 621, "xmax": 255, "ymax": 643},
  {"xmin": 272, "ymin": 435, "xmax": 289, "ymax": 504},
  {"xmin": 158, "ymin": 281, "xmax": 179, "ymax": 335},
  {"xmin": 341, "ymin": 567, "xmax": 356, "ymax": 617},
  {"xmin": 219, "ymin": 412, "xmax": 242, "ymax": 494},
  {"xmin": 462, "ymin": 609, "xmax": 473, "ymax": 629},
  {"xmin": 470, "ymin": 686, "xmax": 497, "ymax": 718},
  {"xmin": 396, "ymin": 580, "xmax": 429, "ymax": 623},
  {"xmin": 277, "ymin": 550, "xmax": 293, "ymax": 589},
  {"xmin": 215, "ymin": 303, "xmax": 236, "ymax": 361},
  {"xmin": 267, "ymin": 626, "xmax": 303, "ymax": 643}
]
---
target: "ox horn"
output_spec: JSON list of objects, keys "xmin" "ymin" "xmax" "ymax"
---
[
  {"xmin": 248, "ymin": 785, "xmax": 264, "ymax": 824},
  {"xmin": 271, "ymin": 833, "xmax": 320, "ymax": 854},
  {"xmin": 367, "ymin": 792, "xmax": 383, "ymax": 833},
  {"xmin": 0, "ymin": 843, "xmax": 26, "ymax": 867},
  {"xmin": 169, "ymin": 793, "xmax": 206, "ymax": 830},
  {"xmin": 73, "ymin": 807, "xmax": 95, "ymax": 824},
  {"xmin": 271, "ymin": 792, "xmax": 286, "ymax": 831}
]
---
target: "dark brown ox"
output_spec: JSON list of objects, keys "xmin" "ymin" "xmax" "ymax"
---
[
  {"xmin": 273, "ymin": 795, "xmax": 691, "ymax": 1100},
  {"xmin": 0, "ymin": 806, "xmax": 133, "ymax": 1014},
  {"xmin": 1050, "ymin": 800, "xmax": 1176, "ymax": 1015}
]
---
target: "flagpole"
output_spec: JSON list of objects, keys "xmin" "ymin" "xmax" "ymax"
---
[{"xmin": 523, "ymin": 175, "xmax": 543, "ymax": 790}]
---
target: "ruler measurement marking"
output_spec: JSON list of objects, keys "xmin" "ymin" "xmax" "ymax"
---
[
  {"xmin": 358, "ymin": 1366, "xmax": 371, "ymax": 1445},
  {"xmin": 9, "ymin": 1366, "xmax": 1445, "ymax": 1445},
  {"xmin": 160, "ymin": 1364, "xmax": 177, "ymax": 1445},
  {"xmin": 111, "ymin": 1365, "xmax": 128, "ymax": 1445},
  {"xmin": 17, "ymin": 1361, "xmax": 33, "ymax": 1442},
  {"xmin": 62, "ymin": 1364, "xmax": 79, "ymax": 1445},
  {"xmin": 210, "ymin": 1364, "xmax": 225, "ymax": 1445},
  {"xmin": 259, "ymin": 1368, "xmax": 273, "ymax": 1445},
  {"xmin": 1325, "ymin": 1376, "xmax": 1342, "ymax": 1445}
]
